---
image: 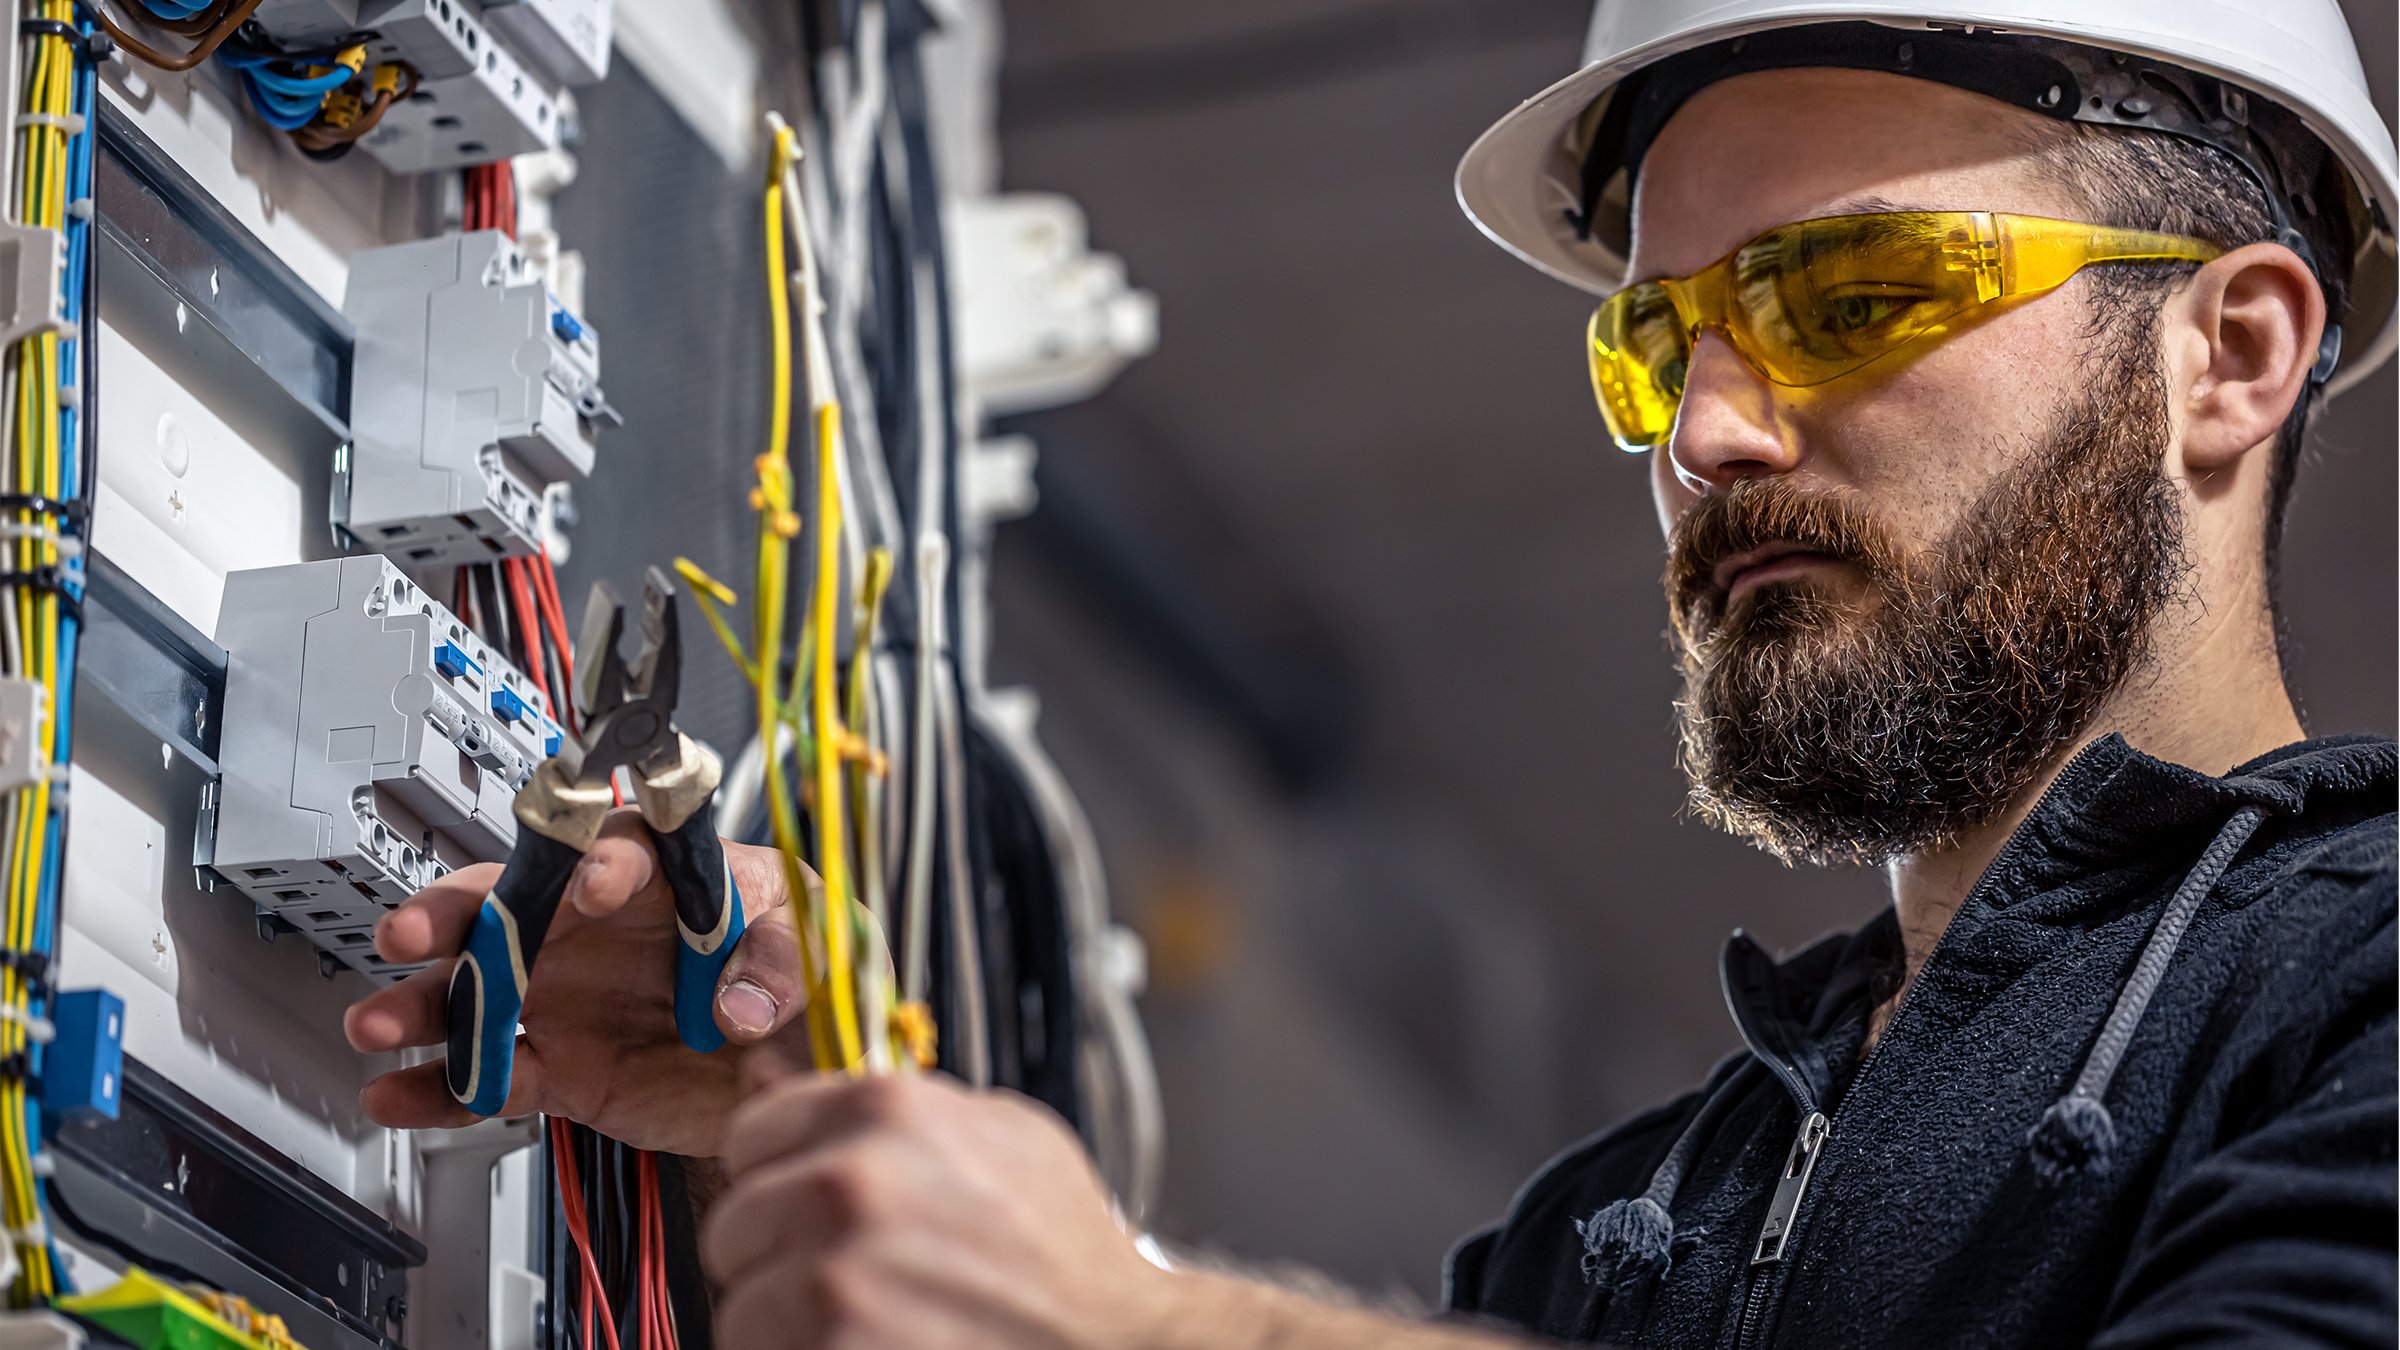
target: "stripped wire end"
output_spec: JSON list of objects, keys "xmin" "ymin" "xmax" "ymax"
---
[{"xmin": 669, "ymin": 557, "xmax": 757, "ymax": 686}]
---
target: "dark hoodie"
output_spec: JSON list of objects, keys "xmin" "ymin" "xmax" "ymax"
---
[{"xmin": 1445, "ymin": 734, "xmax": 2397, "ymax": 1348}]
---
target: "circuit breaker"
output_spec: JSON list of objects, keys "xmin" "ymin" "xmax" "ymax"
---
[
  {"xmin": 198, "ymin": 555, "xmax": 565, "ymax": 981},
  {"xmin": 340, "ymin": 229, "xmax": 613, "ymax": 571}
]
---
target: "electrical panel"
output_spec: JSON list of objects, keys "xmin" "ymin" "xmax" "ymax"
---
[
  {"xmin": 198, "ymin": 555, "xmax": 564, "ymax": 982},
  {"xmin": 340, "ymin": 229, "xmax": 613, "ymax": 570}
]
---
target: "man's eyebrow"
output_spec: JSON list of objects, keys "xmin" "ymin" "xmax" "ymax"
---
[{"xmin": 1818, "ymin": 193, "xmax": 1925, "ymax": 216}]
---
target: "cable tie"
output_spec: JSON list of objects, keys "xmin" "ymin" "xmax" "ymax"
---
[
  {"xmin": 13, "ymin": 112, "xmax": 84, "ymax": 135},
  {"xmin": 0, "ymin": 1005, "xmax": 55, "ymax": 1045},
  {"xmin": 27, "ymin": 1153, "xmax": 52, "ymax": 1178},
  {"xmin": 41, "ymin": 11, "xmax": 113, "ymax": 62},
  {"xmin": 0, "ymin": 566, "xmax": 85, "ymax": 623},
  {"xmin": 65, "ymin": 197, "xmax": 91, "ymax": 221},
  {"xmin": 0, "ymin": 950, "xmax": 54, "ymax": 999},
  {"xmin": 0, "ymin": 494, "xmax": 92, "ymax": 523},
  {"xmin": 0, "ymin": 526, "xmax": 81, "ymax": 559},
  {"xmin": 8, "ymin": 1218, "xmax": 47, "ymax": 1246}
]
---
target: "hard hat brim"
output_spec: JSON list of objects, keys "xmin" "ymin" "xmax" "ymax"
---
[{"xmin": 1455, "ymin": 8, "xmax": 2400, "ymax": 396}]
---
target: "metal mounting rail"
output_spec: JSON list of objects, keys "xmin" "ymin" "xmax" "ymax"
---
[
  {"xmin": 94, "ymin": 99, "xmax": 354, "ymax": 458},
  {"xmin": 78, "ymin": 549, "xmax": 225, "ymax": 778},
  {"xmin": 48, "ymin": 1057, "xmax": 425, "ymax": 1350}
]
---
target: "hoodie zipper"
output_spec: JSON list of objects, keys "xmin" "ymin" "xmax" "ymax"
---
[{"xmin": 1724, "ymin": 741, "xmax": 2118, "ymax": 1350}]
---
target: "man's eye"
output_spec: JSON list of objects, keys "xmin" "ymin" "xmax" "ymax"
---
[{"xmin": 1816, "ymin": 289, "xmax": 1925, "ymax": 335}]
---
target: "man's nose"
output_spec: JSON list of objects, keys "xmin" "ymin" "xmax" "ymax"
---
[{"xmin": 1665, "ymin": 330, "xmax": 1802, "ymax": 492}]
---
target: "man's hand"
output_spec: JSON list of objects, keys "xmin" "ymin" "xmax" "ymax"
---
[
  {"xmin": 703, "ymin": 1060, "xmax": 1543, "ymax": 1350},
  {"xmin": 341, "ymin": 811, "xmax": 813, "ymax": 1157},
  {"xmin": 704, "ymin": 1058, "xmax": 1172, "ymax": 1348}
]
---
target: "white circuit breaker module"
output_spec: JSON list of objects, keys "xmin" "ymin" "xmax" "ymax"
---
[
  {"xmin": 198, "ymin": 555, "xmax": 565, "ymax": 980},
  {"xmin": 340, "ymin": 229, "xmax": 614, "ymax": 571}
]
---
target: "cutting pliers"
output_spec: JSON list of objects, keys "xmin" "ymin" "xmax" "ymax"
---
[{"xmin": 444, "ymin": 566, "xmax": 749, "ymax": 1116}]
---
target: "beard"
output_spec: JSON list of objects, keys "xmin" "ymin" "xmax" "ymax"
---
[{"xmin": 1665, "ymin": 351, "xmax": 2189, "ymax": 866}]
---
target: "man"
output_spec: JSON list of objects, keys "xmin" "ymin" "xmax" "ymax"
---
[{"xmin": 342, "ymin": 2, "xmax": 2398, "ymax": 1345}]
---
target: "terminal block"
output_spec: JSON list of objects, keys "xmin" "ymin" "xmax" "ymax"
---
[
  {"xmin": 340, "ymin": 230, "xmax": 613, "ymax": 571},
  {"xmin": 255, "ymin": 0, "xmax": 563, "ymax": 172},
  {"xmin": 199, "ymin": 556, "xmax": 564, "ymax": 981}
]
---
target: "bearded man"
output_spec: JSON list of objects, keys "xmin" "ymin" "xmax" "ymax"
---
[{"xmin": 340, "ymin": 4, "xmax": 2398, "ymax": 1347}]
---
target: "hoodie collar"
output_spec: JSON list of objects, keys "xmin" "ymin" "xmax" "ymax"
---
[
  {"xmin": 1716, "ymin": 733, "xmax": 2393, "ymax": 1112},
  {"xmin": 2004, "ymin": 733, "xmax": 2393, "ymax": 896}
]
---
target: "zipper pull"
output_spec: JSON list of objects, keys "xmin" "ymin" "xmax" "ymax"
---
[{"xmin": 1751, "ymin": 1111, "xmax": 1829, "ymax": 1265}]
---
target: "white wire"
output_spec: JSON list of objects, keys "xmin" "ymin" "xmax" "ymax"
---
[
  {"xmin": 980, "ymin": 704, "xmax": 1165, "ymax": 1224},
  {"xmin": 932, "ymin": 652, "xmax": 987, "ymax": 1087},
  {"xmin": 900, "ymin": 535, "xmax": 944, "ymax": 1004}
]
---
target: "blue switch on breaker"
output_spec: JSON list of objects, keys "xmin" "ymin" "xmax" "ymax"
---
[
  {"xmin": 45, "ymin": 988, "xmax": 124, "ymax": 1120},
  {"xmin": 551, "ymin": 306, "xmax": 587, "ymax": 344},
  {"xmin": 490, "ymin": 687, "xmax": 529, "ymax": 725},
  {"xmin": 434, "ymin": 640, "xmax": 481, "ymax": 680}
]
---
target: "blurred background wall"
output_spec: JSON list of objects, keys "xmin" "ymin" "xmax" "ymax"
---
[{"xmin": 974, "ymin": 0, "xmax": 2398, "ymax": 1301}]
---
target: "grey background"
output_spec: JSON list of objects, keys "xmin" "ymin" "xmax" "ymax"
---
[{"xmin": 980, "ymin": 0, "xmax": 2400, "ymax": 1299}]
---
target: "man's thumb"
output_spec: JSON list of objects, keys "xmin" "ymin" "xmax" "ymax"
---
[{"xmin": 715, "ymin": 896, "xmax": 809, "ymax": 1044}]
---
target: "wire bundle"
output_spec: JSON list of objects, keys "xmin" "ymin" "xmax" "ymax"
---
[
  {"xmin": 449, "ymin": 163, "xmax": 684, "ymax": 1336},
  {"xmin": 0, "ymin": 0, "xmax": 100, "ymax": 1306},
  {"xmin": 454, "ymin": 544, "xmax": 684, "ymax": 1350},
  {"xmin": 677, "ymin": 113, "xmax": 921, "ymax": 1080},
  {"xmin": 110, "ymin": 3, "xmax": 417, "ymax": 159}
]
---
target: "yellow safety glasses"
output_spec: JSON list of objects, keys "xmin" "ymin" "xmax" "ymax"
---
[{"xmin": 1587, "ymin": 210, "xmax": 2222, "ymax": 451}]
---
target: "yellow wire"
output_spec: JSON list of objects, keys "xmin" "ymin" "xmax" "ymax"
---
[
  {"xmin": 805, "ymin": 400, "xmax": 862, "ymax": 1069},
  {"xmin": 2, "ymin": 3, "xmax": 70, "ymax": 1299},
  {"xmin": 753, "ymin": 127, "xmax": 836, "ymax": 1070}
]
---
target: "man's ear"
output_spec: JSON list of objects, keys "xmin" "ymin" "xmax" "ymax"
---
[{"xmin": 2176, "ymin": 241, "xmax": 2326, "ymax": 473}]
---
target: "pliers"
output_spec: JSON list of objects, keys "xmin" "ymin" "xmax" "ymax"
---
[{"xmin": 444, "ymin": 566, "xmax": 748, "ymax": 1116}]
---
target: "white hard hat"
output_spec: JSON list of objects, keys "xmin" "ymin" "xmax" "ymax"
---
[{"xmin": 1455, "ymin": 1, "xmax": 2400, "ymax": 395}]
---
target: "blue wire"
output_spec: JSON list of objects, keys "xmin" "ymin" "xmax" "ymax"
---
[
  {"xmin": 238, "ymin": 74, "xmax": 330, "ymax": 131},
  {"xmin": 136, "ymin": 0, "xmax": 214, "ymax": 18}
]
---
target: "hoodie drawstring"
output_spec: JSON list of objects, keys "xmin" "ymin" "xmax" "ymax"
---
[
  {"xmin": 2027, "ymin": 804, "xmax": 2268, "ymax": 1180},
  {"xmin": 1577, "ymin": 1058, "xmax": 1762, "ymax": 1288}
]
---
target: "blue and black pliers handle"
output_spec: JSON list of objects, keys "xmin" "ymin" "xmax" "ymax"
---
[{"xmin": 444, "ymin": 569, "xmax": 748, "ymax": 1117}]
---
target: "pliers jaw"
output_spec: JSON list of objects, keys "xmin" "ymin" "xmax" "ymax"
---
[{"xmin": 558, "ymin": 566, "xmax": 686, "ymax": 789}]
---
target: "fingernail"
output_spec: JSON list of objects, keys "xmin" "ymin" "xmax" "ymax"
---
[{"xmin": 719, "ymin": 979, "xmax": 777, "ymax": 1035}]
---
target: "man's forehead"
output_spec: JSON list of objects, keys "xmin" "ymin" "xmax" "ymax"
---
[{"xmin": 1626, "ymin": 67, "xmax": 2083, "ymax": 280}]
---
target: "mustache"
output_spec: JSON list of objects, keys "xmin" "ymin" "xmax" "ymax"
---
[{"xmin": 1665, "ymin": 479, "xmax": 1907, "ymax": 634}]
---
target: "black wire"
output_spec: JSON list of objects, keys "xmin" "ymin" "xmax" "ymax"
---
[{"xmin": 474, "ymin": 563, "xmax": 512, "ymax": 660}]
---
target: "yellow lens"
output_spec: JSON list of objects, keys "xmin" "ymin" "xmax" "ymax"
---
[
  {"xmin": 1730, "ymin": 213, "xmax": 1985, "ymax": 385},
  {"xmin": 1579, "ymin": 210, "xmax": 2218, "ymax": 447},
  {"xmin": 1589, "ymin": 284, "xmax": 1688, "ymax": 450}
]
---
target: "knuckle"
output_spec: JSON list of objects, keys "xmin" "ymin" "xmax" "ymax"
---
[
  {"xmin": 803, "ymin": 1150, "xmax": 881, "ymax": 1225},
  {"xmin": 844, "ymin": 1075, "xmax": 912, "ymax": 1127}
]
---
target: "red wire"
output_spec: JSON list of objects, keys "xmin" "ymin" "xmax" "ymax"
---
[
  {"xmin": 504, "ymin": 558, "xmax": 551, "ymax": 711},
  {"xmin": 527, "ymin": 557, "xmax": 665, "ymax": 1341},
  {"xmin": 551, "ymin": 1117, "xmax": 623, "ymax": 1350},
  {"xmin": 532, "ymin": 548, "xmax": 575, "ymax": 696}
]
